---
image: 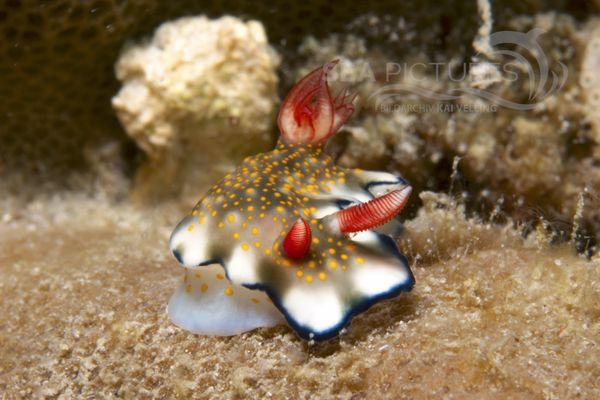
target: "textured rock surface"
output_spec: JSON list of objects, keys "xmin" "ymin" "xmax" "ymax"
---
[
  {"xmin": 0, "ymin": 0, "xmax": 484, "ymax": 181},
  {"xmin": 581, "ymin": 18, "xmax": 600, "ymax": 159},
  {"xmin": 0, "ymin": 193, "xmax": 598, "ymax": 399},
  {"xmin": 4, "ymin": 0, "xmax": 594, "ymax": 181},
  {"xmin": 293, "ymin": 12, "xmax": 600, "ymax": 253}
]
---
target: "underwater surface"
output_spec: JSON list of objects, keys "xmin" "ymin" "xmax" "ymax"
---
[{"xmin": 1, "ymin": 0, "xmax": 599, "ymax": 398}]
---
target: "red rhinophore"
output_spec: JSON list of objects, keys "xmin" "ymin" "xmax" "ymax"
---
[
  {"xmin": 335, "ymin": 187, "xmax": 412, "ymax": 233},
  {"xmin": 282, "ymin": 218, "xmax": 312, "ymax": 259},
  {"xmin": 277, "ymin": 60, "xmax": 356, "ymax": 145}
]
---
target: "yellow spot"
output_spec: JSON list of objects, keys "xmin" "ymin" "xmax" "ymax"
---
[
  {"xmin": 253, "ymin": 241, "xmax": 262, "ymax": 248},
  {"xmin": 216, "ymin": 273, "xmax": 225, "ymax": 280},
  {"xmin": 246, "ymin": 188, "xmax": 255, "ymax": 194},
  {"xmin": 185, "ymin": 284, "xmax": 192, "ymax": 293},
  {"xmin": 251, "ymin": 298, "xmax": 260, "ymax": 304},
  {"xmin": 305, "ymin": 275, "xmax": 314, "ymax": 284},
  {"xmin": 341, "ymin": 254, "xmax": 348, "ymax": 260},
  {"xmin": 276, "ymin": 206, "xmax": 285, "ymax": 214},
  {"xmin": 328, "ymin": 248, "xmax": 336, "ymax": 255},
  {"xmin": 329, "ymin": 260, "xmax": 338, "ymax": 269},
  {"xmin": 187, "ymin": 225, "xmax": 194, "ymax": 232},
  {"xmin": 241, "ymin": 243, "xmax": 250, "ymax": 251},
  {"xmin": 251, "ymin": 227, "xmax": 259, "ymax": 236},
  {"xmin": 200, "ymin": 284, "xmax": 208, "ymax": 293},
  {"xmin": 296, "ymin": 270, "xmax": 304, "ymax": 278},
  {"xmin": 232, "ymin": 232, "xmax": 240, "ymax": 240},
  {"xmin": 191, "ymin": 210, "xmax": 198, "ymax": 216},
  {"xmin": 308, "ymin": 261, "xmax": 316, "ymax": 269},
  {"xmin": 318, "ymin": 272, "xmax": 327, "ymax": 281},
  {"xmin": 199, "ymin": 217, "xmax": 206, "ymax": 224},
  {"xmin": 224, "ymin": 287, "xmax": 234, "ymax": 296},
  {"xmin": 211, "ymin": 210, "xmax": 218, "ymax": 217},
  {"xmin": 194, "ymin": 272, "xmax": 201, "ymax": 278},
  {"xmin": 356, "ymin": 257, "xmax": 365, "ymax": 264},
  {"xmin": 247, "ymin": 205, "xmax": 254, "ymax": 212},
  {"xmin": 218, "ymin": 222, "xmax": 225, "ymax": 228},
  {"xmin": 264, "ymin": 248, "xmax": 271, "ymax": 256}
]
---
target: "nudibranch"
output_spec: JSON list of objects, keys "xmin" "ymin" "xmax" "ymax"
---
[{"xmin": 168, "ymin": 61, "xmax": 415, "ymax": 341}]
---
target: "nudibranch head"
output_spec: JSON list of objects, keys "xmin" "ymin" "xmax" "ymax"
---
[{"xmin": 168, "ymin": 61, "xmax": 415, "ymax": 341}]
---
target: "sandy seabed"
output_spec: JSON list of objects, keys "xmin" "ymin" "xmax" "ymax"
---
[{"xmin": 0, "ymin": 193, "xmax": 598, "ymax": 399}]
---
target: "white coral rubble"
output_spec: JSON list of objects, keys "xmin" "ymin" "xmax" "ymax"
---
[{"xmin": 112, "ymin": 15, "xmax": 280, "ymax": 160}]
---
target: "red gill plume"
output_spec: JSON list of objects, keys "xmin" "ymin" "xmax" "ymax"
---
[
  {"xmin": 282, "ymin": 218, "xmax": 312, "ymax": 259},
  {"xmin": 334, "ymin": 187, "xmax": 412, "ymax": 233},
  {"xmin": 277, "ymin": 60, "xmax": 356, "ymax": 145}
]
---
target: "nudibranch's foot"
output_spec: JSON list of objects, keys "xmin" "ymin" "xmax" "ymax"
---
[
  {"xmin": 252, "ymin": 229, "xmax": 414, "ymax": 341},
  {"xmin": 168, "ymin": 264, "xmax": 285, "ymax": 336}
]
